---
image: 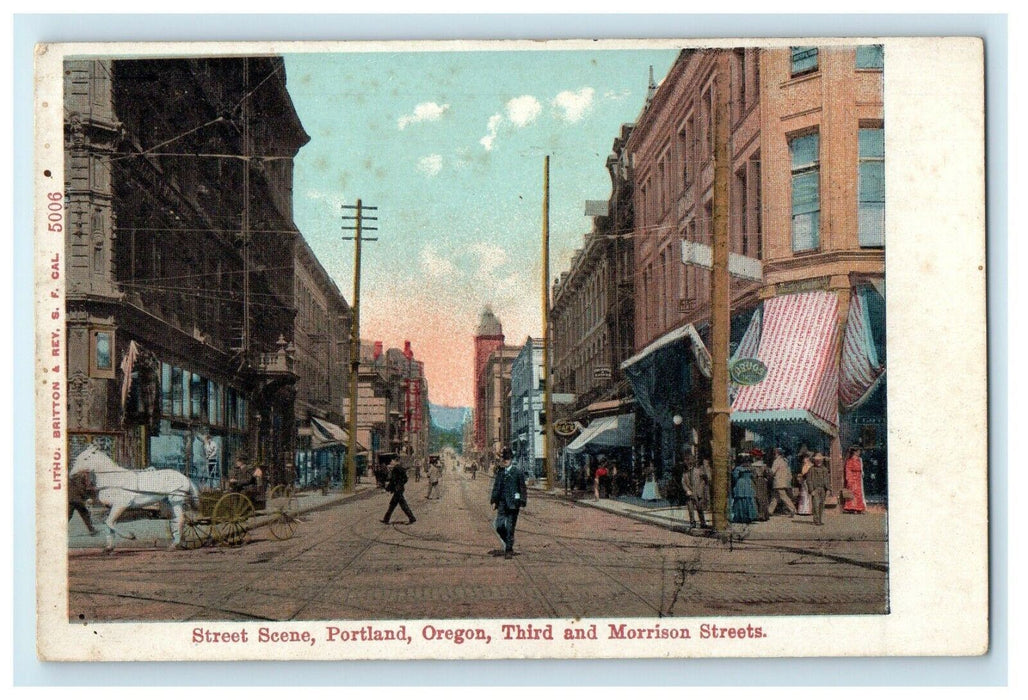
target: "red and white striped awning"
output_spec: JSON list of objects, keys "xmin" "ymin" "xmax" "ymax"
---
[
  {"xmin": 731, "ymin": 290, "xmax": 840, "ymax": 435},
  {"xmin": 839, "ymin": 287, "xmax": 885, "ymax": 410}
]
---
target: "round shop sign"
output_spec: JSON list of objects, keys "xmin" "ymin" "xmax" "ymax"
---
[
  {"xmin": 730, "ymin": 358, "xmax": 768, "ymax": 386},
  {"xmin": 553, "ymin": 420, "xmax": 579, "ymax": 438}
]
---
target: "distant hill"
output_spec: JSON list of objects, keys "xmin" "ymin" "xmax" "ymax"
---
[{"xmin": 429, "ymin": 404, "xmax": 471, "ymax": 431}]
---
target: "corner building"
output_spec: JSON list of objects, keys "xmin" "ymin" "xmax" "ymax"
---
[{"xmin": 624, "ymin": 46, "xmax": 886, "ymax": 499}]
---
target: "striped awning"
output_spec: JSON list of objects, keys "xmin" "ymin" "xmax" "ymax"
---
[
  {"xmin": 310, "ymin": 417, "xmax": 367, "ymax": 452},
  {"xmin": 731, "ymin": 290, "xmax": 840, "ymax": 435},
  {"xmin": 840, "ymin": 286, "xmax": 885, "ymax": 410}
]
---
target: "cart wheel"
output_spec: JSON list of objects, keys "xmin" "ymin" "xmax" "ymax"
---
[
  {"xmin": 268, "ymin": 493, "xmax": 300, "ymax": 541},
  {"xmin": 211, "ymin": 492, "xmax": 253, "ymax": 547},
  {"xmin": 181, "ymin": 512, "xmax": 210, "ymax": 549}
]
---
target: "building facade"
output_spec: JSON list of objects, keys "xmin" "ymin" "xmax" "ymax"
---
[
  {"xmin": 471, "ymin": 307, "xmax": 506, "ymax": 454},
  {"xmin": 510, "ymin": 337, "xmax": 544, "ymax": 477},
  {"xmin": 292, "ymin": 236, "xmax": 352, "ymax": 487},
  {"xmin": 623, "ymin": 46, "xmax": 886, "ymax": 495},
  {"xmin": 64, "ymin": 57, "xmax": 309, "ymax": 488}
]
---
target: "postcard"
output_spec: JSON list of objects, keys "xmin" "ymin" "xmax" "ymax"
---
[{"xmin": 33, "ymin": 37, "xmax": 987, "ymax": 661}]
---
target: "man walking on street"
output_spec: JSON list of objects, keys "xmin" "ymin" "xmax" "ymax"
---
[
  {"xmin": 426, "ymin": 456, "xmax": 442, "ymax": 499},
  {"xmin": 490, "ymin": 447, "xmax": 527, "ymax": 560},
  {"xmin": 382, "ymin": 458, "xmax": 416, "ymax": 524},
  {"xmin": 682, "ymin": 452, "xmax": 709, "ymax": 529},
  {"xmin": 767, "ymin": 447, "xmax": 797, "ymax": 517},
  {"xmin": 808, "ymin": 452, "xmax": 831, "ymax": 526}
]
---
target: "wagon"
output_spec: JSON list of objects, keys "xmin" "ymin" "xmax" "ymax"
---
[{"xmin": 177, "ymin": 484, "xmax": 301, "ymax": 548}]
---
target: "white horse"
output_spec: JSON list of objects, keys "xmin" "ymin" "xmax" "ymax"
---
[{"xmin": 70, "ymin": 444, "xmax": 199, "ymax": 552}]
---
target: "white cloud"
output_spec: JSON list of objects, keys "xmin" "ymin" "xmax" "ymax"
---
[
  {"xmin": 417, "ymin": 154, "xmax": 443, "ymax": 177},
  {"xmin": 552, "ymin": 87, "xmax": 595, "ymax": 123},
  {"xmin": 604, "ymin": 89, "xmax": 631, "ymax": 101},
  {"xmin": 470, "ymin": 242, "xmax": 508, "ymax": 280},
  {"xmin": 397, "ymin": 102, "xmax": 450, "ymax": 130},
  {"xmin": 505, "ymin": 95, "xmax": 542, "ymax": 127},
  {"xmin": 420, "ymin": 243, "xmax": 460, "ymax": 279},
  {"xmin": 479, "ymin": 113, "xmax": 502, "ymax": 151}
]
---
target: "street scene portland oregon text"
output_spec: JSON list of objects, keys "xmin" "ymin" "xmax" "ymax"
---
[{"xmin": 38, "ymin": 38, "xmax": 957, "ymax": 660}]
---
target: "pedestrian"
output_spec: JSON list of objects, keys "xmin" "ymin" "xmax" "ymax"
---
[
  {"xmin": 749, "ymin": 449, "xmax": 770, "ymax": 521},
  {"xmin": 729, "ymin": 455, "xmax": 759, "ymax": 523},
  {"xmin": 767, "ymin": 447, "xmax": 797, "ymax": 517},
  {"xmin": 202, "ymin": 433, "xmax": 219, "ymax": 489},
  {"xmin": 414, "ymin": 460, "xmax": 422, "ymax": 483},
  {"xmin": 595, "ymin": 456, "xmax": 610, "ymax": 499},
  {"xmin": 808, "ymin": 452, "xmax": 831, "ymax": 525},
  {"xmin": 796, "ymin": 454, "xmax": 813, "ymax": 515},
  {"xmin": 490, "ymin": 447, "xmax": 527, "ymax": 560},
  {"xmin": 470, "ymin": 461, "xmax": 478, "ymax": 480},
  {"xmin": 682, "ymin": 452, "xmax": 709, "ymax": 529},
  {"xmin": 426, "ymin": 458, "xmax": 442, "ymax": 499},
  {"xmin": 842, "ymin": 445, "xmax": 867, "ymax": 513},
  {"xmin": 381, "ymin": 459, "xmax": 416, "ymax": 525},
  {"xmin": 68, "ymin": 470, "xmax": 97, "ymax": 535}
]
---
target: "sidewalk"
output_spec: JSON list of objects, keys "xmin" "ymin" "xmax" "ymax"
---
[
  {"xmin": 67, "ymin": 482, "xmax": 380, "ymax": 553},
  {"xmin": 528, "ymin": 481, "xmax": 887, "ymax": 543}
]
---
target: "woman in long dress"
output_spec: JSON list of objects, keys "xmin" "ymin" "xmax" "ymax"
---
[
  {"xmin": 796, "ymin": 455, "xmax": 813, "ymax": 515},
  {"xmin": 729, "ymin": 459, "xmax": 758, "ymax": 523},
  {"xmin": 843, "ymin": 445, "xmax": 867, "ymax": 513}
]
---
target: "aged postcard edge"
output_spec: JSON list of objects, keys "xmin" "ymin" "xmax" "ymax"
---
[{"xmin": 33, "ymin": 36, "xmax": 988, "ymax": 661}]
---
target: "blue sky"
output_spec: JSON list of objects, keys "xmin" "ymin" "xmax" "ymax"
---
[{"xmin": 284, "ymin": 48, "xmax": 678, "ymax": 405}]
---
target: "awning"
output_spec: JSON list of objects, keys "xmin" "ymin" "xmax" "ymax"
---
[
  {"xmin": 621, "ymin": 323, "xmax": 711, "ymax": 378},
  {"xmin": 565, "ymin": 413, "xmax": 635, "ymax": 454},
  {"xmin": 731, "ymin": 290, "xmax": 840, "ymax": 435},
  {"xmin": 310, "ymin": 417, "xmax": 367, "ymax": 451},
  {"xmin": 840, "ymin": 285, "xmax": 885, "ymax": 410}
]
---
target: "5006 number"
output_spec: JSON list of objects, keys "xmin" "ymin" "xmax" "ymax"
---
[{"xmin": 46, "ymin": 191, "xmax": 63, "ymax": 232}]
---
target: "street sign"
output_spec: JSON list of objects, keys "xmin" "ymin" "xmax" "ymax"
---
[
  {"xmin": 730, "ymin": 357, "xmax": 768, "ymax": 385},
  {"xmin": 593, "ymin": 366, "xmax": 612, "ymax": 379},
  {"xmin": 553, "ymin": 420, "xmax": 578, "ymax": 437}
]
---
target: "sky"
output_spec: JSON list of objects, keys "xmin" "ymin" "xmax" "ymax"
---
[{"xmin": 284, "ymin": 48, "xmax": 678, "ymax": 407}]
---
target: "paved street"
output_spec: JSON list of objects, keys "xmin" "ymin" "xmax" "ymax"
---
[{"xmin": 67, "ymin": 470, "xmax": 888, "ymax": 623}]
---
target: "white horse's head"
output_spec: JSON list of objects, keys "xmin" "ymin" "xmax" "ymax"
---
[{"xmin": 70, "ymin": 444, "xmax": 118, "ymax": 476}]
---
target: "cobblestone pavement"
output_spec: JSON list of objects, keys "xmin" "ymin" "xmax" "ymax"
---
[{"xmin": 67, "ymin": 471, "xmax": 888, "ymax": 623}]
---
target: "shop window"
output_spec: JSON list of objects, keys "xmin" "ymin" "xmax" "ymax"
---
[
  {"xmin": 171, "ymin": 366, "xmax": 184, "ymax": 417},
  {"xmin": 207, "ymin": 380, "xmax": 222, "ymax": 425},
  {"xmin": 89, "ymin": 329, "xmax": 115, "ymax": 379},
  {"xmin": 239, "ymin": 397, "xmax": 247, "ymax": 430},
  {"xmin": 856, "ymin": 45, "xmax": 884, "ymax": 70},
  {"xmin": 790, "ymin": 47, "xmax": 818, "ymax": 77},
  {"xmin": 161, "ymin": 363, "xmax": 172, "ymax": 415},
  {"xmin": 789, "ymin": 132, "xmax": 820, "ymax": 252},
  {"xmin": 190, "ymin": 372, "xmax": 203, "ymax": 419},
  {"xmin": 858, "ymin": 127, "xmax": 886, "ymax": 247}
]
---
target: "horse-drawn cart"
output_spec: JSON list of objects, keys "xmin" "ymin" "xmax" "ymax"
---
[{"xmin": 179, "ymin": 484, "xmax": 300, "ymax": 548}]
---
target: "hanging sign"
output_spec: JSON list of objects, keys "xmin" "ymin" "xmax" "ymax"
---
[
  {"xmin": 553, "ymin": 420, "xmax": 579, "ymax": 438},
  {"xmin": 730, "ymin": 358, "xmax": 768, "ymax": 385}
]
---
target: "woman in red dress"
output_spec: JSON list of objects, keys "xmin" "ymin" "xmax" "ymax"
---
[{"xmin": 843, "ymin": 445, "xmax": 867, "ymax": 513}]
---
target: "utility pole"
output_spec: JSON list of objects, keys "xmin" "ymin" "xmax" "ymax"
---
[
  {"xmin": 342, "ymin": 200, "xmax": 378, "ymax": 494},
  {"xmin": 710, "ymin": 51, "xmax": 732, "ymax": 532},
  {"xmin": 542, "ymin": 155, "xmax": 555, "ymax": 490}
]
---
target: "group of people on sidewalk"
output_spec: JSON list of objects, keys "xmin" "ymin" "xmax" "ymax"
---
[{"xmin": 727, "ymin": 444, "xmax": 868, "ymax": 525}]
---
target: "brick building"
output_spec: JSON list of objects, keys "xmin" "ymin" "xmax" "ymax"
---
[{"xmin": 622, "ymin": 46, "xmax": 886, "ymax": 496}]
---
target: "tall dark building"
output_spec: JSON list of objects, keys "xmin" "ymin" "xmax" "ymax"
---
[{"xmin": 64, "ymin": 57, "xmax": 310, "ymax": 485}]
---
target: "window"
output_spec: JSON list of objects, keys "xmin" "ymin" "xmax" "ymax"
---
[
  {"xmin": 207, "ymin": 380, "xmax": 222, "ymax": 425},
  {"xmin": 790, "ymin": 132, "xmax": 820, "ymax": 252},
  {"xmin": 790, "ymin": 47, "xmax": 818, "ymax": 76},
  {"xmin": 858, "ymin": 127, "xmax": 885, "ymax": 247},
  {"xmin": 190, "ymin": 373, "xmax": 203, "ymax": 419},
  {"xmin": 161, "ymin": 363, "xmax": 172, "ymax": 415},
  {"xmin": 856, "ymin": 45, "xmax": 884, "ymax": 69},
  {"xmin": 89, "ymin": 329, "xmax": 115, "ymax": 378},
  {"xmin": 171, "ymin": 366, "xmax": 184, "ymax": 417}
]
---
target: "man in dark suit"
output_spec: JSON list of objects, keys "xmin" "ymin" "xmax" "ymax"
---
[
  {"xmin": 381, "ymin": 457, "xmax": 416, "ymax": 525},
  {"xmin": 490, "ymin": 447, "xmax": 527, "ymax": 560}
]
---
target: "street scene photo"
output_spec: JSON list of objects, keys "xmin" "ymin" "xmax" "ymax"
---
[{"xmin": 61, "ymin": 44, "xmax": 888, "ymax": 624}]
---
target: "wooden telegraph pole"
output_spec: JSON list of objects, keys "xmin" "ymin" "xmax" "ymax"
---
[
  {"xmin": 710, "ymin": 51, "xmax": 732, "ymax": 532},
  {"xmin": 542, "ymin": 156, "xmax": 556, "ymax": 489},
  {"xmin": 342, "ymin": 200, "xmax": 377, "ymax": 494}
]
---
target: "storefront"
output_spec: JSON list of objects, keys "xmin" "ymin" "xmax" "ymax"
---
[
  {"xmin": 295, "ymin": 416, "xmax": 365, "ymax": 488},
  {"xmin": 730, "ymin": 286, "xmax": 886, "ymax": 498}
]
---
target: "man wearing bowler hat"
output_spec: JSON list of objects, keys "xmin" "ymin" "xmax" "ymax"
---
[{"xmin": 490, "ymin": 446, "xmax": 527, "ymax": 560}]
